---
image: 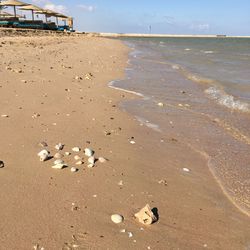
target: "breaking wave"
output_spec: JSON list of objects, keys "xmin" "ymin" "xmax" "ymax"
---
[{"xmin": 205, "ymin": 86, "xmax": 250, "ymax": 112}]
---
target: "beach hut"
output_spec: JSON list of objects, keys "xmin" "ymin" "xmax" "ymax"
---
[
  {"xmin": 34, "ymin": 9, "xmax": 58, "ymax": 23},
  {"xmin": 0, "ymin": 0, "xmax": 27, "ymax": 18},
  {"xmin": 18, "ymin": 4, "xmax": 44, "ymax": 21}
]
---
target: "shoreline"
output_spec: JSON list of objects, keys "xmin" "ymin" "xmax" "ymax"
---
[{"xmin": 0, "ymin": 31, "xmax": 249, "ymax": 249}]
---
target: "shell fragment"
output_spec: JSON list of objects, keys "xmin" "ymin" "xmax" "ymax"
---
[{"xmin": 111, "ymin": 214, "xmax": 124, "ymax": 224}]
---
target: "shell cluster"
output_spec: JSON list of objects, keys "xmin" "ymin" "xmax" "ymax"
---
[{"xmin": 37, "ymin": 142, "xmax": 107, "ymax": 172}]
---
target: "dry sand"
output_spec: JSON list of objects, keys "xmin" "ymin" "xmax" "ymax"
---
[{"xmin": 0, "ymin": 31, "xmax": 249, "ymax": 249}]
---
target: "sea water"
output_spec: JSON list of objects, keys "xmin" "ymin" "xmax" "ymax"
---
[{"xmin": 110, "ymin": 37, "xmax": 250, "ymax": 216}]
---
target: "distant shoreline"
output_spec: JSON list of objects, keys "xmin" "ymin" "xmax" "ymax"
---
[{"xmin": 82, "ymin": 32, "xmax": 250, "ymax": 39}]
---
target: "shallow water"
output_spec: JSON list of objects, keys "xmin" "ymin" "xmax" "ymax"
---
[{"xmin": 111, "ymin": 37, "xmax": 250, "ymax": 216}]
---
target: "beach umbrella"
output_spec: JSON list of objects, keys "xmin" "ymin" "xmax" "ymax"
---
[
  {"xmin": 34, "ymin": 9, "xmax": 59, "ymax": 23},
  {"xmin": 0, "ymin": 10, "xmax": 23, "ymax": 18},
  {"xmin": 19, "ymin": 4, "xmax": 43, "ymax": 21},
  {"xmin": 0, "ymin": 0, "xmax": 28, "ymax": 18}
]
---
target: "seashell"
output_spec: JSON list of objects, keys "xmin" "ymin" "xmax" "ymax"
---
[
  {"xmin": 84, "ymin": 148, "xmax": 94, "ymax": 157},
  {"xmin": 75, "ymin": 160, "xmax": 83, "ymax": 165},
  {"xmin": 0, "ymin": 160, "xmax": 4, "ymax": 168},
  {"xmin": 52, "ymin": 163, "xmax": 67, "ymax": 169},
  {"xmin": 88, "ymin": 156, "xmax": 95, "ymax": 165},
  {"xmin": 54, "ymin": 152, "xmax": 63, "ymax": 159},
  {"xmin": 1, "ymin": 114, "xmax": 9, "ymax": 118},
  {"xmin": 128, "ymin": 232, "xmax": 133, "ymax": 238},
  {"xmin": 87, "ymin": 163, "xmax": 94, "ymax": 168},
  {"xmin": 38, "ymin": 149, "xmax": 50, "ymax": 162},
  {"xmin": 134, "ymin": 204, "xmax": 157, "ymax": 225},
  {"xmin": 98, "ymin": 157, "xmax": 107, "ymax": 163},
  {"xmin": 130, "ymin": 140, "xmax": 136, "ymax": 144},
  {"xmin": 111, "ymin": 214, "xmax": 124, "ymax": 224},
  {"xmin": 64, "ymin": 152, "xmax": 71, "ymax": 156},
  {"xmin": 158, "ymin": 102, "xmax": 164, "ymax": 107},
  {"xmin": 54, "ymin": 159, "xmax": 64, "ymax": 165},
  {"xmin": 183, "ymin": 168, "xmax": 190, "ymax": 172},
  {"xmin": 55, "ymin": 143, "xmax": 64, "ymax": 150},
  {"xmin": 74, "ymin": 155, "xmax": 81, "ymax": 161},
  {"xmin": 72, "ymin": 147, "xmax": 80, "ymax": 152},
  {"xmin": 71, "ymin": 167, "xmax": 78, "ymax": 172}
]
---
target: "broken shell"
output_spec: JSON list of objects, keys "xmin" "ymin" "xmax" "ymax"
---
[
  {"xmin": 72, "ymin": 147, "xmax": 80, "ymax": 152},
  {"xmin": 54, "ymin": 152, "xmax": 63, "ymax": 159},
  {"xmin": 134, "ymin": 204, "xmax": 157, "ymax": 225},
  {"xmin": 64, "ymin": 152, "xmax": 71, "ymax": 156},
  {"xmin": 52, "ymin": 163, "xmax": 67, "ymax": 169},
  {"xmin": 111, "ymin": 214, "xmax": 124, "ymax": 224},
  {"xmin": 54, "ymin": 159, "xmax": 64, "ymax": 165},
  {"xmin": 71, "ymin": 167, "xmax": 78, "ymax": 172},
  {"xmin": 84, "ymin": 148, "xmax": 94, "ymax": 157},
  {"xmin": 88, "ymin": 156, "xmax": 95, "ymax": 165},
  {"xmin": 74, "ymin": 155, "xmax": 81, "ymax": 161},
  {"xmin": 0, "ymin": 161, "xmax": 4, "ymax": 168},
  {"xmin": 38, "ymin": 149, "xmax": 50, "ymax": 162},
  {"xmin": 55, "ymin": 143, "xmax": 64, "ymax": 150},
  {"xmin": 98, "ymin": 157, "xmax": 107, "ymax": 163}
]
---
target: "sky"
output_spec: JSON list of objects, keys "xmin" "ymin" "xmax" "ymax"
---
[{"xmin": 10, "ymin": 0, "xmax": 250, "ymax": 35}]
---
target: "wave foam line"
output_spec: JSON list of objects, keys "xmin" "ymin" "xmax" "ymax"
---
[{"xmin": 205, "ymin": 86, "xmax": 250, "ymax": 113}]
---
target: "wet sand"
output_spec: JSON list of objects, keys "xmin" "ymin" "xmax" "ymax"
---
[{"xmin": 0, "ymin": 31, "xmax": 249, "ymax": 249}]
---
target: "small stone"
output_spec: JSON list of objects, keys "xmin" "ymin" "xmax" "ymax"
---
[
  {"xmin": 111, "ymin": 214, "xmax": 124, "ymax": 224},
  {"xmin": 72, "ymin": 147, "xmax": 80, "ymax": 152},
  {"xmin": 75, "ymin": 160, "xmax": 83, "ymax": 165},
  {"xmin": 88, "ymin": 156, "xmax": 95, "ymax": 165},
  {"xmin": 134, "ymin": 204, "xmax": 158, "ymax": 225},
  {"xmin": 54, "ymin": 152, "xmax": 63, "ymax": 159},
  {"xmin": 1, "ymin": 114, "xmax": 9, "ymax": 118},
  {"xmin": 87, "ymin": 163, "xmax": 94, "ymax": 168},
  {"xmin": 98, "ymin": 157, "xmax": 107, "ymax": 163},
  {"xmin": 120, "ymin": 229, "xmax": 126, "ymax": 233},
  {"xmin": 55, "ymin": 143, "xmax": 64, "ymax": 150},
  {"xmin": 118, "ymin": 180, "xmax": 123, "ymax": 186},
  {"xmin": 39, "ymin": 141, "xmax": 48, "ymax": 147},
  {"xmin": 128, "ymin": 232, "xmax": 133, "ymax": 238},
  {"xmin": 74, "ymin": 155, "xmax": 81, "ymax": 161},
  {"xmin": 21, "ymin": 80, "xmax": 27, "ymax": 83},
  {"xmin": 130, "ymin": 140, "xmax": 136, "ymax": 144},
  {"xmin": 0, "ymin": 161, "xmax": 4, "ymax": 168},
  {"xmin": 38, "ymin": 149, "xmax": 50, "ymax": 162},
  {"xmin": 84, "ymin": 148, "xmax": 94, "ymax": 157},
  {"xmin": 52, "ymin": 163, "xmax": 67, "ymax": 169},
  {"xmin": 71, "ymin": 167, "xmax": 78, "ymax": 172},
  {"xmin": 65, "ymin": 152, "xmax": 71, "ymax": 156},
  {"xmin": 54, "ymin": 159, "xmax": 64, "ymax": 165},
  {"xmin": 158, "ymin": 102, "xmax": 164, "ymax": 107}
]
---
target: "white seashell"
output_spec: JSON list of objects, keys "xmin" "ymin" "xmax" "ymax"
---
[
  {"xmin": 75, "ymin": 160, "xmax": 83, "ymax": 165},
  {"xmin": 71, "ymin": 167, "xmax": 78, "ymax": 172},
  {"xmin": 72, "ymin": 147, "xmax": 80, "ymax": 152},
  {"xmin": 54, "ymin": 159, "xmax": 64, "ymax": 165},
  {"xmin": 158, "ymin": 102, "xmax": 164, "ymax": 107},
  {"xmin": 84, "ymin": 148, "xmax": 94, "ymax": 157},
  {"xmin": 130, "ymin": 140, "xmax": 136, "ymax": 144},
  {"xmin": 65, "ymin": 152, "xmax": 71, "ymax": 156},
  {"xmin": 54, "ymin": 152, "xmax": 63, "ymax": 159},
  {"xmin": 55, "ymin": 143, "xmax": 64, "ymax": 150},
  {"xmin": 88, "ymin": 156, "xmax": 95, "ymax": 165},
  {"xmin": 38, "ymin": 149, "xmax": 50, "ymax": 162},
  {"xmin": 128, "ymin": 232, "xmax": 133, "ymax": 238},
  {"xmin": 111, "ymin": 214, "xmax": 124, "ymax": 224},
  {"xmin": 74, "ymin": 155, "xmax": 81, "ymax": 161},
  {"xmin": 98, "ymin": 157, "xmax": 107, "ymax": 163},
  {"xmin": 183, "ymin": 168, "xmax": 190, "ymax": 172},
  {"xmin": 52, "ymin": 163, "xmax": 67, "ymax": 169},
  {"xmin": 87, "ymin": 163, "xmax": 95, "ymax": 168}
]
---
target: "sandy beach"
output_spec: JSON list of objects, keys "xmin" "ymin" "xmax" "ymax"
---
[{"xmin": 0, "ymin": 30, "xmax": 250, "ymax": 249}]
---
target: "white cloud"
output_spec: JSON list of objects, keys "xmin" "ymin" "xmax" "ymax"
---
[
  {"xmin": 190, "ymin": 23, "xmax": 210, "ymax": 31},
  {"xmin": 31, "ymin": 0, "xmax": 67, "ymax": 14},
  {"xmin": 77, "ymin": 4, "xmax": 96, "ymax": 12}
]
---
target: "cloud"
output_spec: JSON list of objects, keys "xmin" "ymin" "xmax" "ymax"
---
[
  {"xmin": 31, "ymin": 0, "xmax": 67, "ymax": 14},
  {"xmin": 77, "ymin": 4, "xmax": 96, "ymax": 12},
  {"xmin": 190, "ymin": 23, "xmax": 210, "ymax": 31}
]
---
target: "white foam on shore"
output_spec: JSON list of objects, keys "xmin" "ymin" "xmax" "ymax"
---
[
  {"xmin": 108, "ymin": 81, "xmax": 145, "ymax": 98},
  {"xmin": 135, "ymin": 116, "xmax": 161, "ymax": 132},
  {"xmin": 205, "ymin": 86, "xmax": 250, "ymax": 112}
]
